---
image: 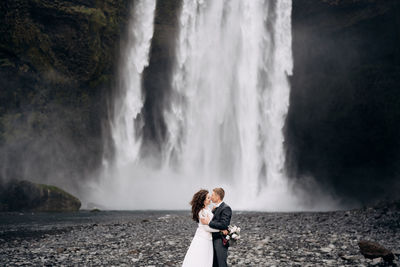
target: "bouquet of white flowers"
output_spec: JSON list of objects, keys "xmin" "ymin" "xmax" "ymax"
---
[{"xmin": 222, "ymin": 225, "xmax": 241, "ymax": 247}]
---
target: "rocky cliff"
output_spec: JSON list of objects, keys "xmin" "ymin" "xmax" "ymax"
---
[
  {"xmin": 286, "ymin": 0, "xmax": 400, "ymax": 204},
  {"xmin": 0, "ymin": 0, "xmax": 131, "ymax": 190}
]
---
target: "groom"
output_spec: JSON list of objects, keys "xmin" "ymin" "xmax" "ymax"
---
[{"xmin": 201, "ymin": 187, "xmax": 232, "ymax": 267}]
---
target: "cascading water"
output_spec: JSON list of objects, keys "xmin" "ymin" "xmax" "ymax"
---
[
  {"xmin": 88, "ymin": 0, "xmax": 334, "ymax": 210},
  {"xmin": 86, "ymin": 0, "xmax": 158, "ymax": 209},
  {"xmin": 111, "ymin": 0, "xmax": 156, "ymax": 166},
  {"xmin": 163, "ymin": 0, "xmax": 296, "ymax": 210}
]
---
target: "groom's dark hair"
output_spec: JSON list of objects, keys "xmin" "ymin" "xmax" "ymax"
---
[{"xmin": 213, "ymin": 187, "xmax": 225, "ymax": 200}]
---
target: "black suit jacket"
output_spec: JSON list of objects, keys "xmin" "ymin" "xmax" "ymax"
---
[{"xmin": 209, "ymin": 202, "xmax": 232, "ymax": 240}]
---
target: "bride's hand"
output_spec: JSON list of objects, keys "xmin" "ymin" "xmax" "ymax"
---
[
  {"xmin": 200, "ymin": 214, "xmax": 211, "ymax": 225},
  {"xmin": 221, "ymin": 230, "xmax": 229, "ymax": 235}
]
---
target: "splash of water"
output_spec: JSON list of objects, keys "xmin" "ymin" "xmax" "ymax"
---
[
  {"xmin": 163, "ymin": 0, "xmax": 297, "ymax": 210},
  {"xmin": 87, "ymin": 0, "xmax": 337, "ymax": 211},
  {"xmin": 111, "ymin": 0, "xmax": 156, "ymax": 166}
]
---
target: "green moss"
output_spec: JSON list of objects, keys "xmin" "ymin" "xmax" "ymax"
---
[
  {"xmin": 89, "ymin": 74, "xmax": 111, "ymax": 88},
  {"xmin": 0, "ymin": 180, "xmax": 81, "ymax": 212},
  {"xmin": 36, "ymin": 183, "xmax": 80, "ymax": 202},
  {"xmin": 0, "ymin": 58, "xmax": 15, "ymax": 68},
  {"xmin": 27, "ymin": 47, "xmax": 47, "ymax": 69},
  {"xmin": 62, "ymin": 5, "xmax": 107, "ymax": 30}
]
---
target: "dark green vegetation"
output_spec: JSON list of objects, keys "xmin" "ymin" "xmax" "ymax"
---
[
  {"xmin": 0, "ymin": 0, "xmax": 131, "ymax": 188},
  {"xmin": 286, "ymin": 0, "xmax": 400, "ymax": 204},
  {"xmin": 0, "ymin": 180, "xmax": 81, "ymax": 211}
]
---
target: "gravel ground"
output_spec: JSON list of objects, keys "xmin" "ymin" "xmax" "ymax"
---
[{"xmin": 0, "ymin": 204, "xmax": 399, "ymax": 266}]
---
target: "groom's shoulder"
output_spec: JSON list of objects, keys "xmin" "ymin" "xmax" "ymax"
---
[{"xmin": 222, "ymin": 202, "xmax": 232, "ymax": 210}]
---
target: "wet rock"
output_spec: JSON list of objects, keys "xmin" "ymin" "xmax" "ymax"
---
[
  {"xmin": 56, "ymin": 248, "xmax": 65, "ymax": 253},
  {"xmin": 90, "ymin": 209, "xmax": 101, "ymax": 213},
  {"xmin": 339, "ymin": 254, "xmax": 359, "ymax": 262},
  {"xmin": 0, "ymin": 180, "xmax": 81, "ymax": 212},
  {"xmin": 320, "ymin": 247, "xmax": 333, "ymax": 253},
  {"xmin": 371, "ymin": 257, "xmax": 383, "ymax": 265},
  {"xmin": 0, "ymin": 207, "xmax": 399, "ymax": 266},
  {"xmin": 358, "ymin": 240, "xmax": 395, "ymax": 263}
]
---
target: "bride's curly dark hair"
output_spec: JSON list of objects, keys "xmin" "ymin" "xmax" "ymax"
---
[{"xmin": 190, "ymin": 189, "xmax": 209, "ymax": 222}]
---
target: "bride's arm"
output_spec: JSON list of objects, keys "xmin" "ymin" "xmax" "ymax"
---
[
  {"xmin": 203, "ymin": 225, "xmax": 220, "ymax": 232},
  {"xmin": 199, "ymin": 210, "xmax": 219, "ymax": 232}
]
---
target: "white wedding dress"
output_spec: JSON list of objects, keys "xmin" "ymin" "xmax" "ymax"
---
[{"xmin": 182, "ymin": 208, "xmax": 219, "ymax": 267}]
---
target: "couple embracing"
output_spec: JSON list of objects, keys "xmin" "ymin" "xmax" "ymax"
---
[{"xmin": 182, "ymin": 188, "xmax": 232, "ymax": 267}]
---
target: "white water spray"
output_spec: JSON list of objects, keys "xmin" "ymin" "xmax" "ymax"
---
[
  {"xmin": 163, "ymin": 0, "xmax": 296, "ymax": 210},
  {"xmin": 87, "ymin": 0, "xmax": 337, "ymax": 211},
  {"xmin": 111, "ymin": 0, "xmax": 156, "ymax": 165}
]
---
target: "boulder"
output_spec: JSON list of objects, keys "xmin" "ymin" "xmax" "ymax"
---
[
  {"xmin": 358, "ymin": 240, "xmax": 394, "ymax": 263},
  {"xmin": 86, "ymin": 202, "xmax": 107, "ymax": 210},
  {"xmin": 0, "ymin": 180, "xmax": 81, "ymax": 212}
]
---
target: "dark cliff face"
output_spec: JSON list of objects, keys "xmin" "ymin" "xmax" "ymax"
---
[
  {"xmin": 286, "ymin": 0, "xmax": 400, "ymax": 204},
  {"xmin": 141, "ymin": 0, "xmax": 182, "ymax": 157},
  {"xmin": 1, "ymin": 0, "xmax": 399, "ymax": 205},
  {"xmin": 0, "ymin": 0, "xmax": 130, "ymax": 190}
]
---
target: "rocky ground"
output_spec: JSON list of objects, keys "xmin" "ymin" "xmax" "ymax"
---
[{"xmin": 0, "ymin": 204, "xmax": 399, "ymax": 266}]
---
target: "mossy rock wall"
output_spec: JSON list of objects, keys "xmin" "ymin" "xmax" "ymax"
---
[
  {"xmin": 0, "ymin": 180, "xmax": 81, "ymax": 211},
  {"xmin": 0, "ymin": 0, "xmax": 131, "ymax": 189}
]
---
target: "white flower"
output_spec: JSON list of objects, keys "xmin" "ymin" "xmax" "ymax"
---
[
  {"xmin": 232, "ymin": 234, "xmax": 238, "ymax": 239},
  {"xmin": 226, "ymin": 235, "xmax": 230, "ymax": 240}
]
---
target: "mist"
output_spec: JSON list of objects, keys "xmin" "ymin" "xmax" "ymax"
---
[
  {"xmin": 83, "ymin": 155, "xmax": 340, "ymax": 211},
  {"xmin": 0, "ymin": 99, "xmax": 101, "ymax": 196},
  {"xmin": 1, "ymin": 0, "xmax": 399, "ymax": 212}
]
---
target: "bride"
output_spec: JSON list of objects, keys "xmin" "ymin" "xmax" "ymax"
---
[{"xmin": 182, "ymin": 189, "xmax": 221, "ymax": 267}]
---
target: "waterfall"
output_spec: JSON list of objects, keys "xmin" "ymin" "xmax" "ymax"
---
[
  {"xmin": 111, "ymin": 0, "xmax": 156, "ymax": 166},
  {"xmin": 89, "ymin": 0, "xmax": 317, "ymax": 210},
  {"xmin": 163, "ymin": 0, "xmax": 296, "ymax": 210},
  {"xmin": 86, "ymin": 1, "xmax": 158, "ymax": 209}
]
